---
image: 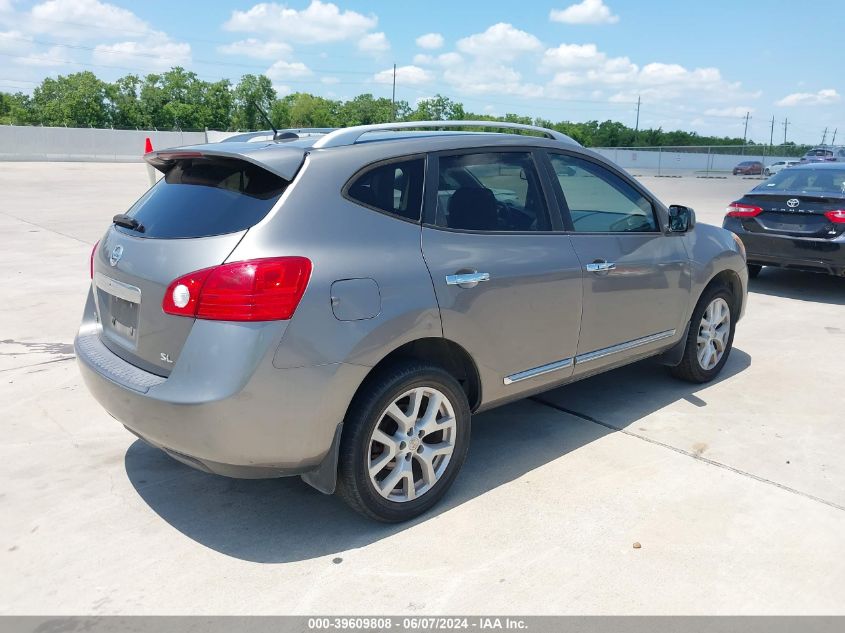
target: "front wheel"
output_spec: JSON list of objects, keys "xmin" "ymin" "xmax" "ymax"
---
[
  {"xmin": 764, "ymin": 169, "xmax": 771, "ymax": 176},
  {"xmin": 336, "ymin": 361, "xmax": 471, "ymax": 522},
  {"xmin": 670, "ymin": 285, "xmax": 736, "ymax": 383}
]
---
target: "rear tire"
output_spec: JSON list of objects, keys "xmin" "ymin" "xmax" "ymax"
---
[
  {"xmin": 747, "ymin": 264, "xmax": 762, "ymax": 278},
  {"xmin": 336, "ymin": 360, "xmax": 471, "ymax": 522},
  {"xmin": 670, "ymin": 284, "xmax": 736, "ymax": 383}
]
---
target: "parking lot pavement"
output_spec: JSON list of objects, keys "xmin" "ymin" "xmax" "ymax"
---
[{"xmin": 1, "ymin": 162, "xmax": 844, "ymax": 615}]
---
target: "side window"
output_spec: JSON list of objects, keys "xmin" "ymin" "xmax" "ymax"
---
[
  {"xmin": 549, "ymin": 153, "xmax": 658, "ymax": 233},
  {"xmin": 346, "ymin": 158, "xmax": 424, "ymax": 222},
  {"xmin": 434, "ymin": 152, "xmax": 551, "ymax": 232}
]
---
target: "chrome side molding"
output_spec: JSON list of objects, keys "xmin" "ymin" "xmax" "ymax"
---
[
  {"xmin": 575, "ymin": 329, "xmax": 676, "ymax": 365},
  {"xmin": 504, "ymin": 357, "xmax": 573, "ymax": 385},
  {"xmin": 504, "ymin": 329, "xmax": 676, "ymax": 385}
]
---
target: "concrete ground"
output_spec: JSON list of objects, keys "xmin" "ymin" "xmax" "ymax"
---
[{"xmin": 1, "ymin": 163, "xmax": 844, "ymax": 615}]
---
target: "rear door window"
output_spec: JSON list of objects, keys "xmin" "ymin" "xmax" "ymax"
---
[
  {"xmin": 346, "ymin": 158, "xmax": 425, "ymax": 222},
  {"xmin": 119, "ymin": 157, "xmax": 288, "ymax": 239},
  {"xmin": 433, "ymin": 152, "xmax": 551, "ymax": 232}
]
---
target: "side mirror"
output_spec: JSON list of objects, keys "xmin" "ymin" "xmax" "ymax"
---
[{"xmin": 668, "ymin": 205, "xmax": 696, "ymax": 233}]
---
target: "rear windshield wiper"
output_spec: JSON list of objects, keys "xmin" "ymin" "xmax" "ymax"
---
[{"xmin": 112, "ymin": 214, "xmax": 145, "ymax": 233}]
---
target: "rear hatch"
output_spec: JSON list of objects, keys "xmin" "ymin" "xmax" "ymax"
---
[{"xmin": 91, "ymin": 144, "xmax": 305, "ymax": 376}]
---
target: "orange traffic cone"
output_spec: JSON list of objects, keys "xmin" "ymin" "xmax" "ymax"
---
[{"xmin": 144, "ymin": 137, "xmax": 156, "ymax": 186}]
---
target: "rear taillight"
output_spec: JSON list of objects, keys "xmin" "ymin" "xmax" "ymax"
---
[
  {"xmin": 90, "ymin": 241, "xmax": 99, "ymax": 279},
  {"xmin": 824, "ymin": 210, "xmax": 845, "ymax": 224},
  {"xmin": 163, "ymin": 257, "xmax": 312, "ymax": 322},
  {"xmin": 726, "ymin": 202, "xmax": 763, "ymax": 218}
]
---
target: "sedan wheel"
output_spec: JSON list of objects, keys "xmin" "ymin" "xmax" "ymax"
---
[
  {"xmin": 696, "ymin": 297, "xmax": 731, "ymax": 371},
  {"xmin": 368, "ymin": 387, "xmax": 456, "ymax": 502}
]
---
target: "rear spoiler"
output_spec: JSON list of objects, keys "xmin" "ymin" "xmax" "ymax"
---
[{"xmin": 144, "ymin": 142, "xmax": 306, "ymax": 181}]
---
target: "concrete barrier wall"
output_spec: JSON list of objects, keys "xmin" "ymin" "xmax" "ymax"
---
[
  {"xmin": 0, "ymin": 126, "xmax": 208, "ymax": 162},
  {"xmin": 593, "ymin": 147, "xmax": 795, "ymax": 175}
]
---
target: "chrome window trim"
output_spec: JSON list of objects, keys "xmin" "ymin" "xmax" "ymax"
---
[
  {"xmin": 503, "ymin": 357, "xmax": 574, "ymax": 385},
  {"xmin": 575, "ymin": 329, "xmax": 676, "ymax": 365},
  {"xmin": 94, "ymin": 273, "xmax": 142, "ymax": 304}
]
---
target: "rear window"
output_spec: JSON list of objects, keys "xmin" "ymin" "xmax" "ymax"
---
[
  {"xmin": 756, "ymin": 168, "xmax": 845, "ymax": 194},
  {"xmin": 118, "ymin": 157, "xmax": 288, "ymax": 238},
  {"xmin": 345, "ymin": 157, "xmax": 425, "ymax": 222}
]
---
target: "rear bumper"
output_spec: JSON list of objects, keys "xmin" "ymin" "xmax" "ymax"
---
[
  {"xmin": 75, "ymin": 313, "xmax": 369, "ymax": 478},
  {"xmin": 724, "ymin": 218, "xmax": 845, "ymax": 275}
]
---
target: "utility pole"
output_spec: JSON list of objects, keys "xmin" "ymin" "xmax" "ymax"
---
[
  {"xmin": 782, "ymin": 118, "xmax": 789, "ymax": 145},
  {"xmin": 635, "ymin": 95, "xmax": 641, "ymax": 133},
  {"xmin": 391, "ymin": 63, "xmax": 396, "ymax": 122},
  {"xmin": 769, "ymin": 116, "xmax": 775, "ymax": 147},
  {"xmin": 821, "ymin": 127, "xmax": 828, "ymax": 145},
  {"xmin": 742, "ymin": 111, "xmax": 750, "ymax": 155},
  {"xmin": 832, "ymin": 128, "xmax": 838, "ymax": 145}
]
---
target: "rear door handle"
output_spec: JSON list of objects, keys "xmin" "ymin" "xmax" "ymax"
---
[
  {"xmin": 446, "ymin": 272, "xmax": 491, "ymax": 288},
  {"xmin": 585, "ymin": 261, "xmax": 616, "ymax": 273}
]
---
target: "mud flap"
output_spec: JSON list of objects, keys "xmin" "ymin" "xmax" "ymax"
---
[
  {"xmin": 300, "ymin": 423, "xmax": 343, "ymax": 494},
  {"xmin": 659, "ymin": 321, "xmax": 691, "ymax": 367}
]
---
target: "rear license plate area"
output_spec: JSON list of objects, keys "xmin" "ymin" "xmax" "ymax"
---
[{"xmin": 94, "ymin": 273, "xmax": 141, "ymax": 348}]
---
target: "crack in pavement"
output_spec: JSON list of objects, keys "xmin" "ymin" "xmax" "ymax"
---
[
  {"xmin": 0, "ymin": 356, "xmax": 76, "ymax": 373},
  {"xmin": 531, "ymin": 396, "xmax": 845, "ymax": 513},
  {"xmin": 0, "ymin": 209, "xmax": 92, "ymax": 245}
]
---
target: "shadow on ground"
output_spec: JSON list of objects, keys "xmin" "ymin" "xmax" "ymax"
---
[
  {"xmin": 748, "ymin": 268, "xmax": 844, "ymax": 305},
  {"xmin": 125, "ymin": 348, "xmax": 750, "ymax": 563}
]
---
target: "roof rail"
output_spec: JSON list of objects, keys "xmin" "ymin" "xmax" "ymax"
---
[{"xmin": 311, "ymin": 120, "xmax": 580, "ymax": 149}]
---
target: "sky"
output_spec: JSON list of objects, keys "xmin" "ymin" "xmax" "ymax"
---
[{"xmin": 0, "ymin": 0, "xmax": 842, "ymax": 144}]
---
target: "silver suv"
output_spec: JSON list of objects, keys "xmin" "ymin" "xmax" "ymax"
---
[{"xmin": 76, "ymin": 121, "xmax": 748, "ymax": 522}]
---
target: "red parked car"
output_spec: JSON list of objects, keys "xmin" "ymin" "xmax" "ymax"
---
[{"xmin": 733, "ymin": 161, "xmax": 764, "ymax": 175}]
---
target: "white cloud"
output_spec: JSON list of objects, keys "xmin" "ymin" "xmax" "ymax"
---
[
  {"xmin": 224, "ymin": 0, "xmax": 376, "ymax": 43},
  {"xmin": 541, "ymin": 43, "xmax": 605, "ymax": 70},
  {"xmin": 703, "ymin": 106, "xmax": 754, "ymax": 117},
  {"xmin": 414, "ymin": 51, "xmax": 463, "ymax": 67},
  {"xmin": 266, "ymin": 59, "xmax": 312, "ymax": 80},
  {"xmin": 0, "ymin": 29, "xmax": 32, "ymax": 54},
  {"xmin": 358, "ymin": 31, "xmax": 389, "ymax": 54},
  {"xmin": 444, "ymin": 62, "xmax": 544, "ymax": 98},
  {"xmin": 93, "ymin": 37, "xmax": 190, "ymax": 69},
  {"xmin": 16, "ymin": 44, "xmax": 73, "ymax": 66},
  {"xmin": 29, "ymin": 0, "xmax": 152, "ymax": 39},
  {"xmin": 456, "ymin": 23, "xmax": 542, "ymax": 61},
  {"xmin": 374, "ymin": 65, "xmax": 433, "ymax": 85},
  {"xmin": 217, "ymin": 38, "xmax": 292, "ymax": 59},
  {"xmin": 550, "ymin": 0, "xmax": 619, "ymax": 25},
  {"xmin": 776, "ymin": 88, "xmax": 840, "ymax": 107},
  {"xmin": 416, "ymin": 32, "xmax": 444, "ymax": 49}
]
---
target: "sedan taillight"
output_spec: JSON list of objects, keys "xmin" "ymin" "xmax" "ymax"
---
[
  {"xmin": 824, "ymin": 210, "xmax": 845, "ymax": 224},
  {"xmin": 726, "ymin": 202, "xmax": 763, "ymax": 218},
  {"xmin": 163, "ymin": 257, "xmax": 312, "ymax": 321}
]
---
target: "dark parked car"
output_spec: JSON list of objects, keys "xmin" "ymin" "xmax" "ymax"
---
[
  {"xmin": 723, "ymin": 163, "xmax": 845, "ymax": 277},
  {"xmin": 733, "ymin": 161, "xmax": 764, "ymax": 176}
]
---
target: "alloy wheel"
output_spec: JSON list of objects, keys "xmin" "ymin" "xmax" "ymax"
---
[
  {"xmin": 696, "ymin": 297, "xmax": 731, "ymax": 370},
  {"xmin": 367, "ymin": 387, "xmax": 456, "ymax": 502}
]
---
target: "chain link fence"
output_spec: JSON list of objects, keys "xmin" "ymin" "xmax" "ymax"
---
[{"xmin": 592, "ymin": 145, "xmax": 815, "ymax": 178}]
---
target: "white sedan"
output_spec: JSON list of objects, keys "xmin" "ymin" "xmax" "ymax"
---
[{"xmin": 763, "ymin": 160, "xmax": 799, "ymax": 176}]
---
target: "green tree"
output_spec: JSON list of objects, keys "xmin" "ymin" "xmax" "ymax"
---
[
  {"xmin": 108, "ymin": 74, "xmax": 144, "ymax": 128},
  {"xmin": 232, "ymin": 74, "xmax": 276, "ymax": 131},
  {"xmin": 29, "ymin": 72, "xmax": 110, "ymax": 127},
  {"xmin": 411, "ymin": 94, "xmax": 465, "ymax": 121}
]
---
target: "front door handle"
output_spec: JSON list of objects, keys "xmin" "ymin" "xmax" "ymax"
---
[
  {"xmin": 585, "ymin": 260, "xmax": 616, "ymax": 273},
  {"xmin": 446, "ymin": 272, "xmax": 491, "ymax": 288}
]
